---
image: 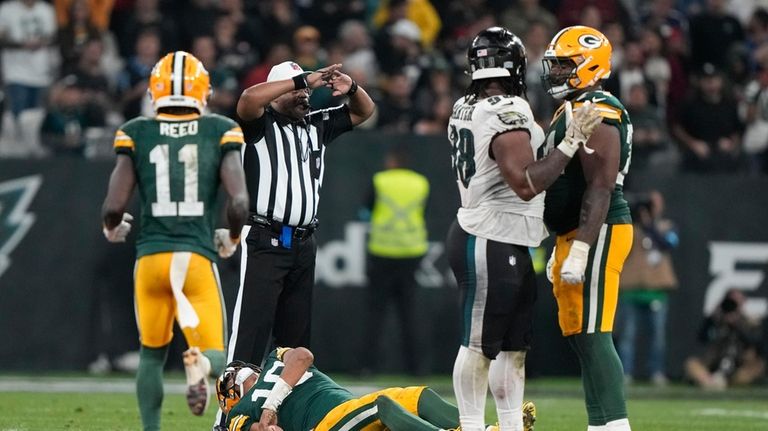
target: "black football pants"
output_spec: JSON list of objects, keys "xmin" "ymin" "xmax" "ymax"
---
[{"xmin": 227, "ymin": 224, "xmax": 317, "ymax": 365}]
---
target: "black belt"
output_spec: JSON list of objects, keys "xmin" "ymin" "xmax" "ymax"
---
[{"xmin": 248, "ymin": 214, "xmax": 318, "ymax": 240}]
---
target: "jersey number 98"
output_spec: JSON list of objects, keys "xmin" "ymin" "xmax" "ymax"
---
[{"xmin": 449, "ymin": 125, "xmax": 476, "ymax": 188}]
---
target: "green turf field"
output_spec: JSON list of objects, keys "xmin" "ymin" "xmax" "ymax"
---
[{"xmin": 1, "ymin": 375, "xmax": 766, "ymax": 430}]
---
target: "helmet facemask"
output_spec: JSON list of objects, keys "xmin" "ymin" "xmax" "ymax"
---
[
  {"xmin": 215, "ymin": 361, "xmax": 262, "ymax": 414},
  {"xmin": 541, "ymin": 56, "xmax": 580, "ymax": 99}
]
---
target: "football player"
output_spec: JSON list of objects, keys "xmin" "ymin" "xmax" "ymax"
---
[
  {"xmin": 216, "ymin": 347, "xmax": 535, "ymax": 431},
  {"xmin": 101, "ymin": 51, "xmax": 249, "ymax": 431},
  {"xmin": 447, "ymin": 27, "xmax": 601, "ymax": 431},
  {"xmin": 541, "ymin": 26, "xmax": 634, "ymax": 431}
]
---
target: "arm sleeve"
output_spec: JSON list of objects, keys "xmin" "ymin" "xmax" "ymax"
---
[
  {"xmin": 238, "ymin": 113, "xmax": 266, "ymax": 144},
  {"xmin": 485, "ymin": 97, "xmax": 536, "ymax": 138},
  {"xmin": 113, "ymin": 128, "xmax": 135, "ymax": 156},
  {"xmin": 227, "ymin": 413, "xmax": 256, "ymax": 431},
  {"xmin": 319, "ymin": 105, "xmax": 353, "ymax": 144},
  {"xmin": 220, "ymin": 117, "xmax": 245, "ymax": 154}
]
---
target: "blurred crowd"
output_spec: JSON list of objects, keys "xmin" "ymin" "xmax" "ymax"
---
[{"xmin": 1, "ymin": 0, "xmax": 768, "ymax": 175}]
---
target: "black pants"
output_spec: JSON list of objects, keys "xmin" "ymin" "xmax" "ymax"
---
[
  {"xmin": 227, "ymin": 224, "xmax": 317, "ymax": 365},
  {"xmin": 362, "ymin": 254, "xmax": 422, "ymax": 374},
  {"xmin": 446, "ymin": 220, "xmax": 537, "ymax": 359}
]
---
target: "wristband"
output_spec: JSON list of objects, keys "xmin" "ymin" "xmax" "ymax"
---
[
  {"xmin": 346, "ymin": 80, "xmax": 358, "ymax": 96},
  {"xmin": 262, "ymin": 377, "xmax": 292, "ymax": 412},
  {"xmin": 569, "ymin": 240, "xmax": 590, "ymax": 259},
  {"xmin": 292, "ymin": 73, "xmax": 308, "ymax": 90}
]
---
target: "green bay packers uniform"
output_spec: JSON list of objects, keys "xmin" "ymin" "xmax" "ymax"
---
[
  {"xmin": 226, "ymin": 349, "xmax": 428, "ymax": 431},
  {"xmin": 113, "ymin": 112, "xmax": 243, "ymax": 350},
  {"xmin": 541, "ymin": 90, "xmax": 633, "ymax": 336}
]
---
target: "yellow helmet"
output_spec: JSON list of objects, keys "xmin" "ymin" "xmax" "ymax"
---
[
  {"xmin": 542, "ymin": 26, "xmax": 612, "ymax": 99},
  {"xmin": 148, "ymin": 51, "xmax": 211, "ymax": 113}
]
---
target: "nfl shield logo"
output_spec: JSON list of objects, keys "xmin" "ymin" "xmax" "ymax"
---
[
  {"xmin": 509, "ymin": 256, "xmax": 516, "ymax": 266},
  {"xmin": 271, "ymin": 238, "xmax": 279, "ymax": 247}
]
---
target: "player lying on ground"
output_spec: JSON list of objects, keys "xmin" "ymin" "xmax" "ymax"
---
[{"xmin": 216, "ymin": 347, "xmax": 536, "ymax": 431}]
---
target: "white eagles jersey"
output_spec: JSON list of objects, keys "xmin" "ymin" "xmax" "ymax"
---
[{"xmin": 448, "ymin": 94, "xmax": 548, "ymax": 246}]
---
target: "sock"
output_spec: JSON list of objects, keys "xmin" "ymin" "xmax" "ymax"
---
[
  {"xmin": 587, "ymin": 426, "xmax": 608, "ymax": 431},
  {"xmin": 606, "ymin": 418, "xmax": 631, "ymax": 430},
  {"xmin": 569, "ymin": 336, "xmax": 605, "ymax": 425},
  {"xmin": 488, "ymin": 351, "xmax": 526, "ymax": 431},
  {"xmin": 570, "ymin": 333, "xmax": 628, "ymax": 424},
  {"xmin": 376, "ymin": 395, "xmax": 440, "ymax": 431},
  {"xmin": 136, "ymin": 345, "xmax": 169, "ymax": 431},
  {"xmin": 416, "ymin": 388, "xmax": 461, "ymax": 429},
  {"xmin": 452, "ymin": 346, "xmax": 491, "ymax": 431},
  {"xmin": 203, "ymin": 349, "xmax": 226, "ymax": 378}
]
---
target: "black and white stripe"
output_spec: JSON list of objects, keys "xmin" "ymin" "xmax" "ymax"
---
[{"xmin": 241, "ymin": 105, "xmax": 351, "ymax": 227}]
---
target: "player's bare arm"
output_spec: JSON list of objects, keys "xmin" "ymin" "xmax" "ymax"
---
[
  {"xmin": 101, "ymin": 154, "xmax": 136, "ymax": 229},
  {"xmin": 324, "ymin": 70, "xmax": 375, "ymax": 126},
  {"xmin": 575, "ymin": 123, "xmax": 621, "ymax": 245},
  {"xmin": 254, "ymin": 348, "xmax": 315, "ymax": 429},
  {"xmin": 492, "ymin": 130, "xmax": 572, "ymax": 201},
  {"xmin": 237, "ymin": 64, "xmax": 342, "ymax": 120},
  {"xmin": 219, "ymin": 150, "xmax": 249, "ymax": 239}
]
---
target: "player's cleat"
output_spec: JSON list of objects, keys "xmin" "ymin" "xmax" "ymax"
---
[
  {"xmin": 183, "ymin": 347, "xmax": 212, "ymax": 416},
  {"xmin": 523, "ymin": 400, "xmax": 537, "ymax": 431},
  {"xmin": 485, "ymin": 426, "xmax": 497, "ymax": 431}
]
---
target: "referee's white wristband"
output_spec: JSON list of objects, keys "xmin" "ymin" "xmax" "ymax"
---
[{"xmin": 262, "ymin": 377, "xmax": 292, "ymax": 412}]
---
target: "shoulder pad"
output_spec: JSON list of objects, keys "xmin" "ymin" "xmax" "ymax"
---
[{"xmin": 575, "ymin": 91, "xmax": 624, "ymax": 121}]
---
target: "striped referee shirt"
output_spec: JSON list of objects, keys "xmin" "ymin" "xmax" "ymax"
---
[{"xmin": 240, "ymin": 105, "xmax": 353, "ymax": 227}]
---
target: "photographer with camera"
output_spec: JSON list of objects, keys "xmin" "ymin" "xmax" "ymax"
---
[{"xmin": 684, "ymin": 289, "xmax": 766, "ymax": 389}]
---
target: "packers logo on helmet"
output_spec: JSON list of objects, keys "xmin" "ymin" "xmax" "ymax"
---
[
  {"xmin": 148, "ymin": 51, "xmax": 211, "ymax": 113},
  {"xmin": 541, "ymin": 26, "xmax": 612, "ymax": 99},
  {"xmin": 215, "ymin": 360, "xmax": 261, "ymax": 414}
]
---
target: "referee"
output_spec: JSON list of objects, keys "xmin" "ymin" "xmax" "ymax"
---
[{"xmin": 229, "ymin": 61, "xmax": 375, "ymax": 366}]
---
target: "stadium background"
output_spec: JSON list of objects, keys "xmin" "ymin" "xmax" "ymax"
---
[{"xmin": 0, "ymin": 0, "xmax": 766, "ymax": 383}]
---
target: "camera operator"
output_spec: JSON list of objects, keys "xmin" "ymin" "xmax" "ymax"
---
[{"xmin": 684, "ymin": 289, "xmax": 766, "ymax": 389}]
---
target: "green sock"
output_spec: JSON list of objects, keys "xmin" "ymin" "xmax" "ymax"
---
[
  {"xmin": 136, "ymin": 345, "xmax": 169, "ymax": 431},
  {"xmin": 203, "ymin": 349, "xmax": 226, "ymax": 377},
  {"xmin": 376, "ymin": 395, "xmax": 441, "ymax": 431},
  {"xmin": 416, "ymin": 388, "xmax": 461, "ymax": 429},
  {"xmin": 569, "ymin": 333, "xmax": 627, "ymax": 424}
]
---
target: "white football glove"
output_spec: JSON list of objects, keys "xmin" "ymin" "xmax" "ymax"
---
[
  {"xmin": 560, "ymin": 240, "xmax": 590, "ymax": 285},
  {"xmin": 546, "ymin": 246, "xmax": 556, "ymax": 283},
  {"xmin": 103, "ymin": 213, "xmax": 133, "ymax": 243},
  {"xmin": 557, "ymin": 101, "xmax": 603, "ymax": 157},
  {"xmin": 214, "ymin": 228, "xmax": 239, "ymax": 258}
]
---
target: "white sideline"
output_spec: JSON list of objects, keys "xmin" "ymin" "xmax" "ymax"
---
[{"xmin": 0, "ymin": 377, "xmax": 379, "ymax": 396}]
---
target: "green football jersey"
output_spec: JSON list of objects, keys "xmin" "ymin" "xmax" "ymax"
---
[
  {"xmin": 113, "ymin": 113, "xmax": 243, "ymax": 261},
  {"xmin": 226, "ymin": 348, "xmax": 354, "ymax": 431},
  {"xmin": 541, "ymin": 91, "xmax": 633, "ymax": 234}
]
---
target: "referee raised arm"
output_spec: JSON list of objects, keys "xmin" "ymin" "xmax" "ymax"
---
[{"xmin": 229, "ymin": 61, "xmax": 375, "ymax": 366}]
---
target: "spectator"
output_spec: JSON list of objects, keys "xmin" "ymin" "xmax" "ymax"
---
[
  {"xmin": 376, "ymin": 70, "xmax": 416, "ymax": 133},
  {"xmin": 338, "ymin": 20, "xmax": 380, "ymax": 88},
  {"xmin": 217, "ymin": 0, "xmax": 264, "ymax": 59},
  {"xmin": 118, "ymin": 29, "xmax": 160, "ymax": 119},
  {"xmin": 71, "ymin": 37, "xmax": 112, "ymax": 120},
  {"xmin": 361, "ymin": 147, "xmax": 429, "ymax": 375},
  {"xmin": 297, "ymin": 0, "xmax": 366, "ymax": 42},
  {"xmin": 672, "ymin": 63, "xmax": 744, "ymax": 173},
  {"xmin": 55, "ymin": 0, "xmax": 113, "ymax": 33},
  {"xmin": 112, "ymin": 0, "xmax": 179, "ymax": 57},
  {"xmin": 413, "ymin": 62, "xmax": 456, "ymax": 124},
  {"xmin": 191, "ymin": 35, "xmax": 239, "ymax": 117},
  {"xmin": 640, "ymin": 0, "xmax": 689, "ymax": 38},
  {"xmin": 684, "ymin": 289, "xmax": 766, "ymax": 389},
  {"xmin": 688, "ymin": 0, "xmax": 744, "ymax": 71},
  {"xmin": 557, "ymin": 0, "xmax": 626, "ymax": 29},
  {"xmin": 741, "ymin": 63, "xmax": 768, "ymax": 174},
  {"xmin": 625, "ymin": 84, "xmax": 671, "ymax": 171},
  {"xmin": 58, "ymin": 0, "xmax": 102, "ymax": 75},
  {"xmin": 377, "ymin": 19, "xmax": 425, "ymax": 84},
  {"xmin": 41, "ymin": 75, "xmax": 103, "ymax": 157},
  {"xmin": 178, "ymin": 0, "xmax": 217, "ymax": 50},
  {"xmin": 605, "ymin": 41, "xmax": 657, "ymax": 106},
  {"xmin": 259, "ymin": 0, "xmax": 299, "ymax": 47},
  {"xmin": 413, "ymin": 93, "xmax": 452, "ymax": 135},
  {"xmin": 640, "ymin": 28, "xmax": 672, "ymax": 110},
  {"xmin": 499, "ymin": 0, "xmax": 556, "ymax": 38},
  {"xmin": 293, "ymin": 25, "xmax": 334, "ymax": 109},
  {"xmin": 213, "ymin": 15, "xmax": 256, "ymax": 80},
  {"xmin": 662, "ymin": 27, "xmax": 691, "ymax": 123},
  {"xmin": 618, "ymin": 191, "xmax": 679, "ymax": 386},
  {"xmin": 373, "ymin": 0, "xmax": 442, "ymax": 49},
  {"xmin": 0, "ymin": 0, "xmax": 58, "ymax": 119},
  {"xmin": 240, "ymin": 43, "xmax": 293, "ymax": 90},
  {"xmin": 524, "ymin": 20, "xmax": 557, "ymax": 124}
]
